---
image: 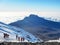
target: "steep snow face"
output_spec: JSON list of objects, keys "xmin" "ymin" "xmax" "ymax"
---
[{"xmin": 0, "ymin": 22, "xmax": 43, "ymax": 43}]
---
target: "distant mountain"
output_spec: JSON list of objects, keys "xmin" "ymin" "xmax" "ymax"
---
[{"xmin": 9, "ymin": 14, "xmax": 60, "ymax": 41}]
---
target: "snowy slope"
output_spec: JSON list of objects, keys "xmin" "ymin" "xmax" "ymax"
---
[
  {"xmin": 0, "ymin": 28, "xmax": 19, "ymax": 42},
  {"xmin": 0, "ymin": 29, "xmax": 17, "ymax": 42},
  {"xmin": 46, "ymin": 38, "xmax": 60, "ymax": 42},
  {"xmin": 0, "ymin": 22, "xmax": 43, "ymax": 43}
]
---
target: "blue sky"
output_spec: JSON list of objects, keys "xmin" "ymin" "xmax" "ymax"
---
[
  {"xmin": 0, "ymin": 0, "xmax": 60, "ymax": 12},
  {"xmin": 0, "ymin": 0, "xmax": 60, "ymax": 24}
]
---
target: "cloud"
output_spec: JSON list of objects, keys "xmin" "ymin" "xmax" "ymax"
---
[{"xmin": 0, "ymin": 11, "xmax": 60, "ymax": 24}]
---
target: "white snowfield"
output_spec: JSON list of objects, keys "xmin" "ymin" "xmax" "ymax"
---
[
  {"xmin": 46, "ymin": 39, "xmax": 60, "ymax": 42},
  {"xmin": 0, "ymin": 28, "xmax": 28, "ymax": 43},
  {"xmin": 0, "ymin": 22, "xmax": 43, "ymax": 43}
]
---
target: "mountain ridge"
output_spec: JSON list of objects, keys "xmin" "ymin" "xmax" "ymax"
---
[{"xmin": 9, "ymin": 14, "xmax": 60, "ymax": 41}]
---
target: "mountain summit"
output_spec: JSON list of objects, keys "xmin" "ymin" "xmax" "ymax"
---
[{"xmin": 10, "ymin": 14, "xmax": 60, "ymax": 41}]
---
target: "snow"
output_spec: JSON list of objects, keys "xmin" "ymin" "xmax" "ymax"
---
[
  {"xmin": 0, "ymin": 22, "xmax": 43, "ymax": 43},
  {"xmin": 46, "ymin": 39, "xmax": 60, "ymax": 42},
  {"xmin": 0, "ymin": 31, "xmax": 28, "ymax": 43}
]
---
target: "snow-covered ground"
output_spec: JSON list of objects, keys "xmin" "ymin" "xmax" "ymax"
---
[
  {"xmin": 0, "ymin": 22, "xmax": 43, "ymax": 43},
  {"xmin": 0, "ymin": 30, "xmax": 28, "ymax": 43},
  {"xmin": 46, "ymin": 39, "xmax": 60, "ymax": 42}
]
